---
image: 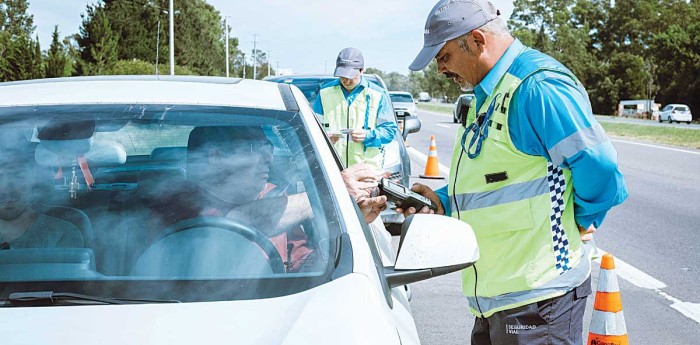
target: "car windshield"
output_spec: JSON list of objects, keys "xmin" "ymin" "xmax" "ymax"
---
[
  {"xmin": 278, "ymin": 76, "xmax": 386, "ymax": 105},
  {"xmin": 675, "ymin": 106, "xmax": 688, "ymax": 111},
  {"xmin": 390, "ymin": 94, "xmax": 414, "ymax": 103},
  {"xmin": 286, "ymin": 80, "xmax": 330, "ymax": 104},
  {"xmin": 0, "ymin": 104, "xmax": 340, "ymax": 304}
]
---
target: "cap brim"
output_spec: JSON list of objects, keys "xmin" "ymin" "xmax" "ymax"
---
[
  {"xmin": 334, "ymin": 66, "xmax": 361, "ymax": 78},
  {"xmin": 409, "ymin": 42, "xmax": 446, "ymax": 71}
]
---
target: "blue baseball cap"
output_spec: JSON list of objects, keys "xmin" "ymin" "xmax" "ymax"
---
[
  {"xmin": 334, "ymin": 47, "xmax": 364, "ymax": 78},
  {"xmin": 409, "ymin": 0, "xmax": 500, "ymax": 71}
]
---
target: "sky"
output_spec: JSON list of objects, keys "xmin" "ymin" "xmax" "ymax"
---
[{"xmin": 28, "ymin": 0, "xmax": 514, "ymax": 75}]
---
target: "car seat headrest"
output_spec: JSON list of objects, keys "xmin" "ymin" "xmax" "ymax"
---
[
  {"xmin": 35, "ymin": 140, "xmax": 127, "ymax": 167},
  {"xmin": 37, "ymin": 117, "xmax": 96, "ymax": 157}
]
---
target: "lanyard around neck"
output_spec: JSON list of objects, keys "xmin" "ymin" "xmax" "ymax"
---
[{"xmin": 460, "ymin": 93, "xmax": 502, "ymax": 159}]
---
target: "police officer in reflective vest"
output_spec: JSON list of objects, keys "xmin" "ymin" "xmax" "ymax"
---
[
  {"xmin": 312, "ymin": 47, "xmax": 398, "ymax": 171},
  {"xmin": 400, "ymin": 1, "xmax": 628, "ymax": 344}
]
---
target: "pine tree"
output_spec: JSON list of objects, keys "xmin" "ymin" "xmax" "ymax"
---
[
  {"xmin": 76, "ymin": 3, "xmax": 119, "ymax": 75},
  {"xmin": 0, "ymin": 0, "xmax": 43, "ymax": 81},
  {"xmin": 45, "ymin": 25, "xmax": 71, "ymax": 78}
]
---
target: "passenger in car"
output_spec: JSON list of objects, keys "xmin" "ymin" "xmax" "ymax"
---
[
  {"xmin": 144, "ymin": 126, "xmax": 387, "ymax": 272},
  {"xmin": 0, "ymin": 138, "xmax": 84, "ymax": 249}
]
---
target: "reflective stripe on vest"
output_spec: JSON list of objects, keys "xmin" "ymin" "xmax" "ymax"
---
[
  {"xmin": 448, "ymin": 53, "xmax": 589, "ymax": 317},
  {"xmin": 319, "ymin": 84, "xmax": 383, "ymax": 170}
]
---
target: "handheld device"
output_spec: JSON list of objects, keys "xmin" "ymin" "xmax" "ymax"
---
[
  {"xmin": 378, "ymin": 178, "xmax": 438, "ymax": 212},
  {"xmin": 328, "ymin": 128, "xmax": 353, "ymax": 138}
]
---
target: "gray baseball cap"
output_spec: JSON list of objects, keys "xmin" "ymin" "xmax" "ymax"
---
[
  {"xmin": 334, "ymin": 47, "xmax": 364, "ymax": 78},
  {"xmin": 409, "ymin": 0, "xmax": 499, "ymax": 71}
]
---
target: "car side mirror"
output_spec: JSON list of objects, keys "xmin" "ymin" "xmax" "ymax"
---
[
  {"xmin": 456, "ymin": 97, "xmax": 472, "ymax": 125},
  {"xmin": 384, "ymin": 214, "xmax": 479, "ymax": 288},
  {"xmin": 401, "ymin": 115, "xmax": 421, "ymax": 140}
]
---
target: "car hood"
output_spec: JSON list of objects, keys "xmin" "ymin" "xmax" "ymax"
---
[
  {"xmin": 392, "ymin": 101, "xmax": 417, "ymax": 110},
  {"xmin": 3, "ymin": 274, "xmax": 402, "ymax": 345}
]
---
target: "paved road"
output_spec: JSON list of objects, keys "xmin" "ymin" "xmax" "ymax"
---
[
  {"xmin": 400, "ymin": 108, "xmax": 700, "ymax": 344},
  {"xmin": 596, "ymin": 115, "xmax": 700, "ymax": 130}
]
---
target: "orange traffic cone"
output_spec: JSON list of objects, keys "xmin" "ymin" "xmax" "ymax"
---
[
  {"xmin": 588, "ymin": 253, "xmax": 628, "ymax": 345},
  {"xmin": 419, "ymin": 135, "xmax": 444, "ymax": 179}
]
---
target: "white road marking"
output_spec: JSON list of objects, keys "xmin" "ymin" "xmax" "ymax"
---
[
  {"xmin": 594, "ymin": 250, "xmax": 666, "ymax": 290},
  {"xmin": 611, "ymin": 138, "xmax": 700, "ymax": 155},
  {"xmin": 436, "ymin": 124, "xmax": 450, "ymax": 129},
  {"xmin": 420, "ymin": 109, "xmax": 452, "ymax": 118},
  {"xmin": 407, "ymin": 147, "xmax": 700, "ymax": 325}
]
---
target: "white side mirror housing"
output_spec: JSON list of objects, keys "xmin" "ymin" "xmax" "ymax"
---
[{"xmin": 385, "ymin": 214, "xmax": 479, "ymax": 288}]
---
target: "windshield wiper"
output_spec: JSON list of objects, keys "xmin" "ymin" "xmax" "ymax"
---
[{"xmin": 5, "ymin": 291, "xmax": 181, "ymax": 306}]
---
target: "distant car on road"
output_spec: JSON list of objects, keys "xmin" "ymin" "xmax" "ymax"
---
[
  {"xmin": 417, "ymin": 92, "xmax": 431, "ymax": 102},
  {"xmin": 453, "ymin": 93, "xmax": 475, "ymax": 123},
  {"xmin": 388, "ymin": 91, "xmax": 418, "ymax": 117},
  {"xmin": 658, "ymin": 104, "xmax": 692, "ymax": 124}
]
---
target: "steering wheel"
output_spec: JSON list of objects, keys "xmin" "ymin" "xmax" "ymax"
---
[{"xmin": 155, "ymin": 216, "xmax": 285, "ymax": 274}]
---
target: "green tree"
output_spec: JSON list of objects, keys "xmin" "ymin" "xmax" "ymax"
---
[
  {"xmin": 651, "ymin": 22, "xmax": 700, "ymax": 115},
  {"xmin": 383, "ymin": 72, "xmax": 411, "ymax": 92},
  {"xmin": 0, "ymin": 0, "xmax": 43, "ymax": 81},
  {"xmin": 95, "ymin": 0, "xmax": 230, "ymax": 76},
  {"xmin": 77, "ymin": 3, "xmax": 119, "ymax": 75},
  {"xmin": 45, "ymin": 25, "xmax": 71, "ymax": 78}
]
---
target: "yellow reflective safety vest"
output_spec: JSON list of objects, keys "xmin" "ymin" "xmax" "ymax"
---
[
  {"xmin": 449, "ymin": 49, "xmax": 588, "ymax": 317},
  {"xmin": 319, "ymin": 83, "xmax": 384, "ymax": 170}
]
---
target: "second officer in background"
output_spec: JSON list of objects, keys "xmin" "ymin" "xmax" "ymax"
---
[{"xmin": 312, "ymin": 47, "xmax": 398, "ymax": 170}]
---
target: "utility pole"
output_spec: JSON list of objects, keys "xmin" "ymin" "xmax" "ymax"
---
[
  {"xmin": 267, "ymin": 50, "xmax": 271, "ymax": 77},
  {"xmin": 224, "ymin": 16, "xmax": 229, "ymax": 77},
  {"xmin": 242, "ymin": 53, "xmax": 246, "ymax": 79},
  {"xmin": 276, "ymin": 60, "xmax": 279, "ymax": 76},
  {"xmin": 168, "ymin": 0, "xmax": 175, "ymax": 75},
  {"xmin": 155, "ymin": 20, "xmax": 161, "ymax": 75},
  {"xmin": 252, "ymin": 34, "xmax": 258, "ymax": 79}
]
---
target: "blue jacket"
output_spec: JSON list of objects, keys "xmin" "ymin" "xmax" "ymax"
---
[{"xmin": 437, "ymin": 39, "xmax": 627, "ymax": 229}]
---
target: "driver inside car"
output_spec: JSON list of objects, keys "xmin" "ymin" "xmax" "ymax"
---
[{"xmin": 144, "ymin": 126, "xmax": 387, "ymax": 273}]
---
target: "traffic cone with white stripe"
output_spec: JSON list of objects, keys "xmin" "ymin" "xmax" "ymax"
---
[
  {"xmin": 419, "ymin": 135, "xmax": 444, "ymax": 179},
  {"xmin": 588, "ymin": 253, "xmax": 628, "ymax": 345}
]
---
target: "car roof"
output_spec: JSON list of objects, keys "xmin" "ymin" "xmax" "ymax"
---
[
  {"xmin": 0, "ymin": 76, "xmax": 289, "ymax": 110},
  {"xmin": 389, "ymin": 91, "xmax": 412, "ymax": 96},
  {"xmin": 264, "ymin": 73, "xmax": 385, "ymax": 86}
]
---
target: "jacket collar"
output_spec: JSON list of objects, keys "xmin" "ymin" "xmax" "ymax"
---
[{"xmin": 474, "ymin": 39, "xmax": 524, "ymax": 111}]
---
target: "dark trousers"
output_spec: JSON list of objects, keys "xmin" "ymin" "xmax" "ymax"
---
[{"xmin": 471, "ymin": 276, "xmax": 592, "ymax": 345}]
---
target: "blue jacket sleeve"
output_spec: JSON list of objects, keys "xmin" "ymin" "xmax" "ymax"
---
[
  {"xmin": 363, "ymin": 92, "xmax": 398, "ymax": 148},
  {"xmin": 435, "ymin": 184, "xmax": 451, "ymax": 215},
  {"xmin": 312, "ymin": 94, "xmax": 324, "ymax": 115},
  {"xmin": 510, "ymin": 71, "xmax": 628, "ymax": 229}
]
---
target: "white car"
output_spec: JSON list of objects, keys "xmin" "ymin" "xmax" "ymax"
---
[
  {"xmin": 658, "ymin": 103, "xmax": 692, "ymax": 123},
  {"xmin": 389, "ymin": 91, "xmax": 418, "ymax": 117},
  {"xmin": 0, "ymin": 76, "xmax": 479, "ymax": 345}
]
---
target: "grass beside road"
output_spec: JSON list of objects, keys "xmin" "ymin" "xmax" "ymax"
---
[
  {"xmin": 417, "ymin": 103, "xmax": 453, "ymax": 113},
  {"xmin": 417, "ymin": 103, "xmax": 699, "ymax": 149},
  {"xmin": 600, "ymin": 122, "xmax": 700, "ymax": 149}
]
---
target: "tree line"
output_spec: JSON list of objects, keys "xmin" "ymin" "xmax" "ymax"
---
[
  {"xmin": 379, "ymin": 0, "xmax": 699, "ymax": 116},
  {"xmin": 0, "ymin": 0, "xmax": 273, "ymax": 81},
  {"xmin": 2, "ymin": 0, "xmax": 698, "ymax": 116}
]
